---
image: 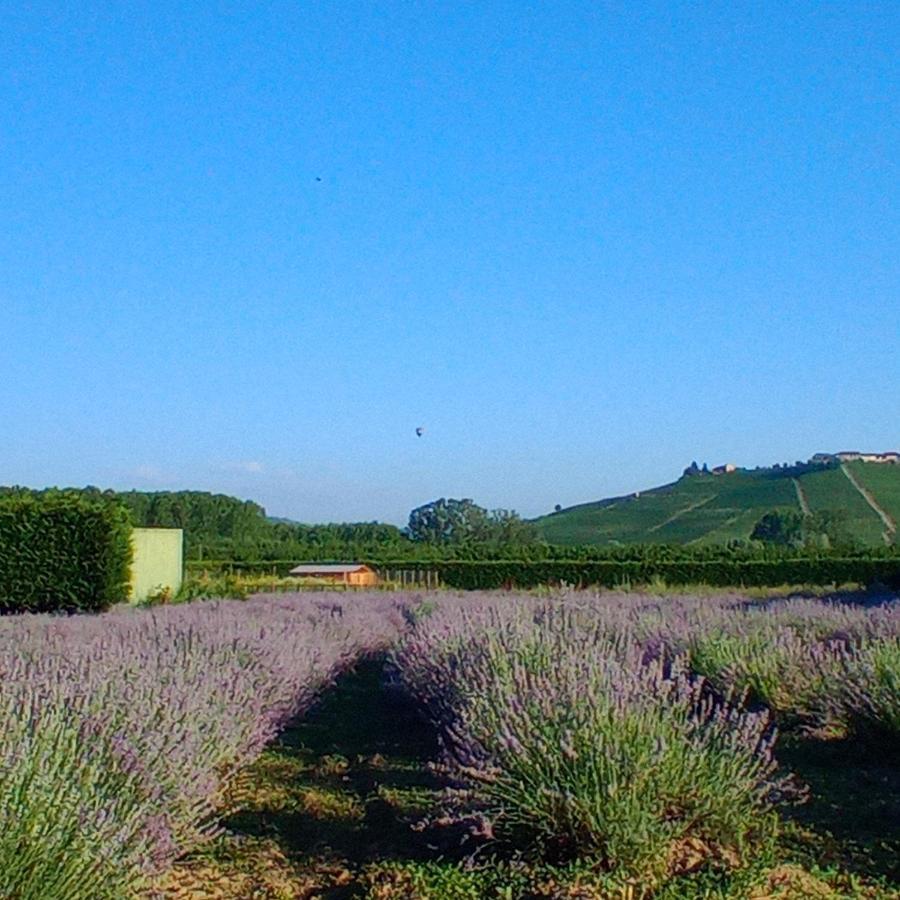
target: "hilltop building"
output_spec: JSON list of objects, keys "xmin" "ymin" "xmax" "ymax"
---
[
  {"xmin": 712, "ymin": 463, "xmax": 737, "ymax": 475},
  {"xmin": 812, "ymin": 451, "xmax": 899, "ymax": 464}
]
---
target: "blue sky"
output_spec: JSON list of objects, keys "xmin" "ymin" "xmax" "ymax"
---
[{"xmin": 2, "ymin": 2, "xmax": 898, "ymax": 524}]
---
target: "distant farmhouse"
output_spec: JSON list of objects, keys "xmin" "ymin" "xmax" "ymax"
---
[
  {"xmin": 288, "ymin": 563, "xmax": 378, "ymax": 586},
  {"xmin": 712, "ymin": 463, "xmax": 737, "ymax": 475},
  {"xmin": 812, "ymin": 451, "xmax": 899, "ymax": 464}
]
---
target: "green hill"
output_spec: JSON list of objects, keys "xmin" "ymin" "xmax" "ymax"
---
[{"xmin": 534, "ymin": 461, "xmax": 899, "ymax": 547}]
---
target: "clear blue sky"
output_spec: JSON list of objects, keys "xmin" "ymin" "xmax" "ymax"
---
[{"xmin": 2, "ymin": 2, "xmax": 898, "ymax": 525}]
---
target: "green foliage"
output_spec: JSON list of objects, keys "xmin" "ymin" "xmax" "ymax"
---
[
  {"xmin": 845, "ymin": 461, "xmax": 900, "ymax": 544},
  {"xmin": 687, "ymin": 630, "xmax": 827, "ymax": 722},
  {"xmin": 176, "ymin": 572, "xmax": 350, "ymax": 602},
  {"xmin": 0, "ymin": 704, "xmax": 152, "ymax": 900},
  {"xmin": 0, "ymin": 485, "xmax": 413, "ymax": 563},
  {"xmin": 404, "ymin": 606, "xmax": 782, "ymax": 881},
  {"xmin": 407, "ymin": 498, "xmax": 539, "ymax": 547},
  {"xmin": 0, "ymin": 492, "xmax": 132, "ymax": 613},
  {"xmin": 828, "ymin": 637, "xmax": 900, "ymax": 746},
  {"xmin": 751, "ymin": 509, "xmax": 855, "ymax": 549},
  {"xmin": 536, "ymin": 469, "xmax": 801, "ymax": 546},
  {"xmin": 136, "ymin": 584, "xmax": 175, "ymax": 607},
  {"xmin": 407, "ymin": 498, "xmax": 487, "ymax": 543},
  {"xmin": 751, "ymin": 510, "xmax": 806, "ymax": 545},
  {"xmin": 374, "ymin": 558, "xmax": 900, "ymax": 590}
]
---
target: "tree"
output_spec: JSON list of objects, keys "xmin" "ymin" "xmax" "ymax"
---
[
  {"xmin": 407, "ymin": 498, "xmax": 490, "ymax": 544},
  {"xmin": 407, "ymin": 498, "xmax": 539, "ymax": 547},
  {"xmin": 751, "ymin": 509, "xmax": 856, "ymax": 550},
  {"xmin": 751, "ymin": 511, "xmax": 805, "ymax": 545},
  {"xmin": 487, "ymin": 508, "xmax": 541, "ymax": 546},
  {"xmin": 806, "ymin": 510, "xmax": 855, "ymax": 550}
]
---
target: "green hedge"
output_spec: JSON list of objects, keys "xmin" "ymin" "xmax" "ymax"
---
[
  {"xmin": 376, "ymin": 559, "xmax": 900, "ymax": 590},
  {"xmin": 186, "ymin": 556, "xmax": 900, "ymax": 590},
  {"xmin": 186, "ymin": 559, "xmax": 300, "ymax": 577},
  {"xmin": 0, "ymin": 494, "xmax": 133, "ymax": 613}
]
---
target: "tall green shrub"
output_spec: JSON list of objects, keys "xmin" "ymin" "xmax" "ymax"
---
[
  {"xmin": 0, "ymin": 493, "xmax": 132, "ymax": 613},
  {"xmin": 375, "ymin": 558, "xmax": 900, "ymax": 590}
]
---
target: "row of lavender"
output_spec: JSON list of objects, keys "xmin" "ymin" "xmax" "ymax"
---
[
  {"xmin": 0, "ymin": 594, "xmax": 405, "ymax": 900},
  {"xmin": 391, "ymin": 592, "xmax": 900, "ymax": 884}
]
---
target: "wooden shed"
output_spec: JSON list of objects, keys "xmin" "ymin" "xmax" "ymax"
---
[{"xmin": 288, "ymin": 563, "xmax": 378, "ymax": 586}]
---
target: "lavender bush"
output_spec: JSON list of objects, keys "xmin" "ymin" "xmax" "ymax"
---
[
  {"xmin": 392, "ymin": 590, "xmax": 900, "ymax": 882},
  {"xmin": 392, "ymin": 596, "xmax": 782, "ymax": 880},
  {"xmin": 680, "ymin": 597, "xmax": 900, "ymax": 730},
  {"xmin": 818, "ymin": 635, "xmax": 900, "ymax": 745},
  {"xmin": 2, "ymin": 588, "xmax": 896, "ymax": 896},
  {"xmin": 0, "ymin": 593, "xmax": 404, "ymax": 899}
]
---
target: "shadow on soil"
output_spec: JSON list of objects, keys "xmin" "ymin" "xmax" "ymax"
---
[
  {"xmin": 221, "ymin": 658, "xmax": 456, "ymax": 894},
  {"xmin": 778, "ymin": 733, "xmax": 900, "ymax": 884}
]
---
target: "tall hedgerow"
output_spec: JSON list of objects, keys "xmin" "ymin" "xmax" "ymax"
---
[{"xmin": 0, "ymin": 492, "xmax": 132, "ymax": 613}]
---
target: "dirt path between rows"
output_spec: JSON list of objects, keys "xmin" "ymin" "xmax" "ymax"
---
[
  {"xmin": 792, "ymin": 478, "xmax": 812, "ymax": 516},
  {"xmin": 158, "ymin": 660, "xmax": 451, "ymax": 899},
  {"xmin": 647, "ymin": 494, "xmax": 714, "ymax": 533}
]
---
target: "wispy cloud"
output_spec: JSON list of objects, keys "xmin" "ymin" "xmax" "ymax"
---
[
  {"xmin": 222, "ymin": 460, "xmax": 265, "ymax": 474},
  {"xmin": 131, "ymin": 464, "xmax": 165, "ymax": 481}
]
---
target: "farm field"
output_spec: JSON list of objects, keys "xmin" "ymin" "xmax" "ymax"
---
[
  {"xmin": 2, "ymin": 590, "xmax": 899, "ymax": 899},
  {"xmin": 847, "ymin": 462, "xmax": 900, "ymax": 539},
  {"xmin": 536, "ymin": 470, "xmax": 800, "ymax": 546},
  {"xmin": 536, "ymin": 463, "xmax": 900, "ymax": 547},
  {"xmin": 799, "ymin": 467, "xmax": 886, "ymax": 545}
]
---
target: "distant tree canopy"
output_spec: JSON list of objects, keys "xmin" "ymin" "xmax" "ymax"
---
[
  {"xmin": 3, "ymin": 486, "xmax": 889, "ymax": 568},
  {"xmin": 406, "ymin": 498, "xmax": 539, "ymax": 547},
  {"xmin": 751, "ymin": 509, "xmax": 856, "ymax": 550},
  {"xmin": 0, "ymin": 487, "xmax": 409, "ymax": 562}
]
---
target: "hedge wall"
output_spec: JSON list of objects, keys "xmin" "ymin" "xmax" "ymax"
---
[
  {"xmin": 0, "ymin": 494, "xmax": 133, "ymax": 613},
  {"xmin": 186, "ymin": 557, "xmax": 900, "ymax": 590},
  {"xmin": 377, "ymin": 559, "xmax": 900, "ymax": 590},
  {"xmin": 186, "ymin": 559, "xmax": 300, "ymax": 577}
]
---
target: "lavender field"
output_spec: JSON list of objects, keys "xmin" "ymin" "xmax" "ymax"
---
[
  {"xmin": 0, "ymin": 595, "xmax": 405, "ymax": 899},
  {"xmin": 2, "ymin": 591, "xmax": 899, "ymax": 898}
]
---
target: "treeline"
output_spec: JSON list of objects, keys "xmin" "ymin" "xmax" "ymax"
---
[
  {"xmin": 0, "ymin": 489, "xmax": 548, "ymax": 563},
  {"xmin": 4, "ymin": 486, "xmax": 898, "ymax": 574},
  {"xmin": 0, "ymin": 487, "xmax": 413, "ymax": 561}
]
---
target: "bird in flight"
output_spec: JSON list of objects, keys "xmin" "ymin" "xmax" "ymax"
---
[{"xmin": 415, "ymin": 427, "xmax": 424, "ymax": 437}]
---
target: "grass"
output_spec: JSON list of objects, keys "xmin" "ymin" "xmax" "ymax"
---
[{"xmin": 156, "ymin": 659, "xmax": 900, "ymax": 899}]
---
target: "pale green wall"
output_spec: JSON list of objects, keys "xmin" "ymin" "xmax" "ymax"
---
[{"xmin": 129, "ymin": 528, "xmax": 183, "ymax": 602}]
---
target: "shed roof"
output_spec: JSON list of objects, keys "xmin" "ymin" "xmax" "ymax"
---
[{"xmin": 289, "ymin": 563, "xmax": 372, "ymax": 575}]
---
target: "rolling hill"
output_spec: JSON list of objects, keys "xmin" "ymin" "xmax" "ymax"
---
[{"xmin": 533, "ymin": 461, "xmax": 899, "ymax": 547}]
